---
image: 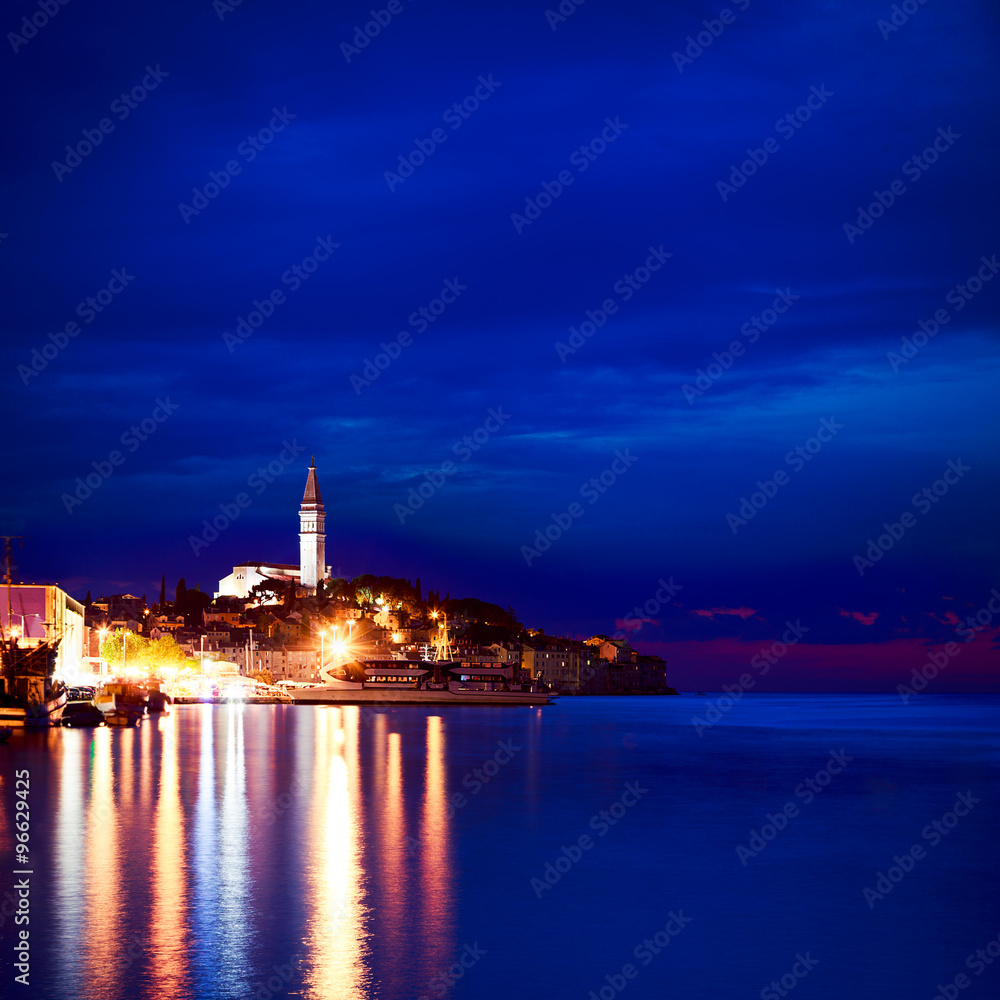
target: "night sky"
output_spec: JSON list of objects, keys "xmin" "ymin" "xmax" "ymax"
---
[{"xmin": 3, "ymin": 0, "xmax": 998, "ymax": 690}]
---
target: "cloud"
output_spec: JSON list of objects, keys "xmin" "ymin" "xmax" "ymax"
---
[
  {"xmin": 838, "ymin": 610, "xmax": 880, "ymax": 626},
  {"xmin": 691, "ymin": 607, "xmax": 758, "ymax": 620},
  {"xmin": 614, "ymin": 616, "xmax": 658, "ymax": 634}
]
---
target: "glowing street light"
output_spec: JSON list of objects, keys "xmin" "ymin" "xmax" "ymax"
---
[{"xmin": 7, "ymin": 612, "xmax": 40, "ymax": 640}]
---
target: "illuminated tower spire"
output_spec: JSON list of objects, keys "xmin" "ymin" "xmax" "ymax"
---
[{"xmin": 299, "ymin": 456, "xmax": 325, "ymax": 592}]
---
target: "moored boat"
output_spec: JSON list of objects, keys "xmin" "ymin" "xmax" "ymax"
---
[
  {"xmin": 0, "ymin": 639, "xmax": 67, "ymax": 728},
  {"xmin": 61, "ymin": 686, "xmax": 106, "ymax": 727},
  {"xmin": 147, "ymin": 687, "xmax": 171, "ymax": 712},
  {"xmin": 95, "ymin": 682, "xmax": 146, "ymax": 726}
]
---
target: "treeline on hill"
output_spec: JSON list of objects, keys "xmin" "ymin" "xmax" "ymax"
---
[
  {"xmin": 103, "ymin": 572, "xmax": 527, "ymax": 641},
  {"xmin": 246, "ymin": 574, "xmax": 525, "ymax": 640}
]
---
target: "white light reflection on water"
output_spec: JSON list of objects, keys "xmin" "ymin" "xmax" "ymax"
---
[
  {"xmin": 191, "ymin": 703, "xmax": 218, "ymax": 987},
  {"xmin": 53, "ymin": 732, "xmax": 85, "ymax": 996},
  {"xmin": 216, "ymin": 704, "xmax": 253, "ymax": 985},
  {"xmin": 302, "ymin": 705, "xmax": 372, "ymax": 999}
]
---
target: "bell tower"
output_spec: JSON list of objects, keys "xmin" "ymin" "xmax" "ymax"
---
[{"xmin": 299, "ymin": 457, "xmax": 325, "ymax": 592}]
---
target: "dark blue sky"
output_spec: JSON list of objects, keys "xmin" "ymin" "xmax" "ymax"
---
[{"xmin": 3, "ymin": 0, "xmax": 998, "ymax": 687}]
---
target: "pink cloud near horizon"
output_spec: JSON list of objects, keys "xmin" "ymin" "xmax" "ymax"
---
[
  {"xmin": 631, "ymin": 634, "xmax": 1000, "ymax": 692},
  {"xmin": 691, "ymin": 606, "xmax": 759, "ymax": 620},
  {"xmin": 838, "ymin": 610, "xmax": 880, "ymax": 626}
]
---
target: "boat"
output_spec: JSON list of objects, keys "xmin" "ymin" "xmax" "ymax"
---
[
  {"xmin": 290, "ymin": 658, "xmax": 551, "ymax": 706},
  {"xmin": 0, "ymin": 540, "xmax": 67, "ymax": 727},
  {"xmin": 0, "ymin": 637, "xmax": 67, "ymax": 728},
  {"xmin": 95, "ymin": 682, "xmax": 146, "ymax": 726},
  {"xmin": 146, "ymin": 686, "xmax": 172, "ymax": 712},
  {"xmin": 61, "ymin": 685, "xmax": 106, "ymax": 727}
]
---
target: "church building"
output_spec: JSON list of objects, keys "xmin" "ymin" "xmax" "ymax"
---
[{"xmin": 215, "ymin": 458, "xmax": 330, "ymax": 599}]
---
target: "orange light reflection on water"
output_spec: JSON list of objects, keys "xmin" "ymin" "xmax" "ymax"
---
[
  {"xmin": 148, "ymin": 714, "xmax": 190, "ymax": 997},
  {"xmin": 381, "ymin": 729, "xmax": 408, "ymax": 981},
  {"xmin": 421, "ymin": 716, "xmax": 454, "ymax": 972}
]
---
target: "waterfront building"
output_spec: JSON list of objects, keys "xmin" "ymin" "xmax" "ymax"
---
[{"xmin": 0, "ymin": 583, "xmax": 85, "ymax": 676}]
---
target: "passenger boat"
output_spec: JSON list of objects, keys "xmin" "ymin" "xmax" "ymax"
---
[{"xmin": 290, "ymin": 658, "xmax": 551, "ymax": 706}]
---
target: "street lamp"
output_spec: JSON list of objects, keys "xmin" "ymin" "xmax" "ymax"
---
[{"xmin": 7, "ymin": 612, "xmax": 40, "ymax": 640}]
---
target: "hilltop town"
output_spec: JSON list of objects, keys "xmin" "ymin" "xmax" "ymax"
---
[
  {"xmin": 81, "ymin": 576, "xmax": 674, "ymax": 695},
  {"xmin": 6, "ymin": 459, "xmax": 675, "ymax": 694}
]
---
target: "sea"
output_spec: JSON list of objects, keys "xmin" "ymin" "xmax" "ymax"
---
[{"xmin": 3, "ymin": 694, "xmax": 999, "ymax": 999}]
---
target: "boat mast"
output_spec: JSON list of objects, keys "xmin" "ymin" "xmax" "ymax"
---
[{"xmin": 1, "ymin": 536, "xmax": 22, "ymax": 694}]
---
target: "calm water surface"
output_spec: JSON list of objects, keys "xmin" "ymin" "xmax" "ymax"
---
[{"xmin": 2, "ymin": 695, "xmax": 998, "ymax": 999}]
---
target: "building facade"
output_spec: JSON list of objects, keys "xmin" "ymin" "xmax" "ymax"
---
[{"xmin": 0, "ymin": 584, "xmax": 85, "ymax": 676}]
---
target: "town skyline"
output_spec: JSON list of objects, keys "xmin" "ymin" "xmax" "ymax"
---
[{"xmin": 3, "ymin": 1, "xmax": 997, "ymax": 693}]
